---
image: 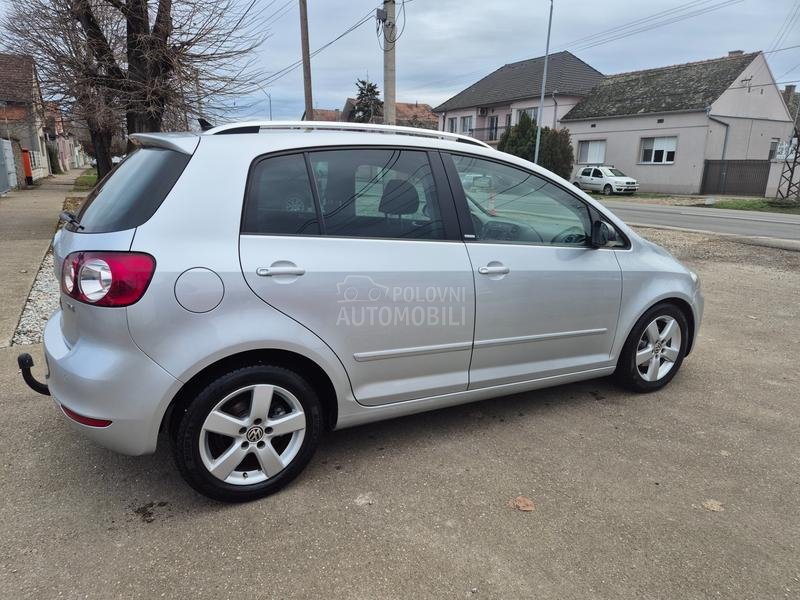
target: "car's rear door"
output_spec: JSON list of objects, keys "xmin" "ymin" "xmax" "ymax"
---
[
  {"xmin": 442, "ymin": 152, "xmax": 622, "ymax": 388},
  {"xmin": 239, "ymin": 147, "xmax": 475, "ymax": 406}
]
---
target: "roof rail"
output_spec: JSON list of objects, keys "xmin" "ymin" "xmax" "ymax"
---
[{"xmin": 203, "ymin": 120, "xmax": 492, "ymax": 149}]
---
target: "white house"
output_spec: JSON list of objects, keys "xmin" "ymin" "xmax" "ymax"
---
[
  {"xmin": 562, "ymin": 51, "xmax": 793, "ymax": 196},
  {"xmin": 432, "ymin": 51, "xmax": 604, "ymax": 145}
]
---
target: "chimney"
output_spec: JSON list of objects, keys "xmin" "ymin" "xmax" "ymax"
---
[
  {"xmin": 728, "ymin": 50, "xmax": 744, "ymax": 57},
  {"xmin": 784, "ymin": 85, "xmax": 796, "ymax": 103}
]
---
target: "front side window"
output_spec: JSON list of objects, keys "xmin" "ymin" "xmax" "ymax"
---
[
  {"xmin": 242, "ymin": 153, "xmax": 320, "ymax": 235},
  {"xmin": 577, "ymin": 139, "xmax": 606, "ymax": 164},
  {"xmin": 592, "ymin": 168, "xmax": 603, "ymax": 178},
  {"xmin": 451, "ymin": 154, "xmax": 592, "ymax": 247},
  {"xmin": 309, "ymin": 148, "xmax": 445, "ymax": 240},
  {"xmin": 640, "ymin": 136, "xmax": 676, "ymax": 164},
  {"xmin": 460, "ymin": 116, "xmax": 473, "ymax": 133}
]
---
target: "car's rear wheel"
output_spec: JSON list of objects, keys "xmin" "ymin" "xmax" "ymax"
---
[
  {"xmin": 614, "ymin": 303, "xmax": 688, "ymax": 392},
  {"xmin": 573, "ymin": 181, "xmax": 581, "ymax": 189},
  {"xmin": 173, "ymin": 365, "xmax": 322, "ymax": 502},
  {"xmin": 603, "ymin": 184, "xmax": 613, "ymax": 196}
]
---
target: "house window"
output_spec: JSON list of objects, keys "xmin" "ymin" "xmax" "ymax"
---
[
  {"xmin": 577, "ymin": 140, "xmax": 606, "ymax": 164},
  {"xmin": 516, "ymin": 107, "xmax": 538, "ymax": 123},
  {"xmin": 505, "ymin": 113, "xmax": 512, "ymax": 128},
  {"xmin": 447, "ymin": 118, "xmax": 457, "ymax": 133},
  {"xmin": 768, "ymin": 138, "xmax": 780, "ymax": 160},
  {"xmin": 460, "ymin": 116, "xmax": 473, "ymax": 134},
  {"xmin": 640, "ymin": 136, "xmax": 677, "ymax": 164},
  {"xmin": 487, "ymin": 115, "xmax": 499, "ymax": 140}
]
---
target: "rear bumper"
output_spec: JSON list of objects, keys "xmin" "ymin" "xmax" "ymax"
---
[{"xmin": 43, "ymin": 310, "xmax": 181, "ymax": 455}]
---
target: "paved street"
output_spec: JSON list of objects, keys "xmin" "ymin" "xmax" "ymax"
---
[
  {"xmin": 1, "ymin": 225, "xmax": 798, "ymax": 599},
  {"xmin": 603, "ymin": 199, "xmax": 800, "ymax": 241},
  {"xmin": 0, "ymin": 172, "xmax": 79, "ymax": 347}
]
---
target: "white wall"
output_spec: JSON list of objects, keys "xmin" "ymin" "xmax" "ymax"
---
[{"xmin": 565, "ymin": 111, "xmax": 711, "ymax": 194}]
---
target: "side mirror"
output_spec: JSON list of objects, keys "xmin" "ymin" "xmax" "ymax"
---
[{"xmin": 591, "ymin": 220, "xmax": 617, "ymax": 248}]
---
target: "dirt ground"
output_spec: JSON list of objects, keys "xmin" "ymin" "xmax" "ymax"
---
[{"xmin": 0, "ymin": 228, "xmax": 798, "ymax": 600}]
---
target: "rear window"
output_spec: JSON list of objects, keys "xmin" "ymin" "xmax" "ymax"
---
[{"xmin": 71, "ymin": 147, "xmax": 190, "ymax": 233}]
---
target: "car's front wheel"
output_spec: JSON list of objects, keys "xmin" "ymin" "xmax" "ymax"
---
[
  {"xmin": 614, "ymin": 303, "xmax": 688, "ymax": 392},
  {"xmin": 173, "ymin": 365, "xmax": 322, "ymax": 502},
  {"xmin": 603, "ymin": 184, "xmax": 613, "ymax": 195}
]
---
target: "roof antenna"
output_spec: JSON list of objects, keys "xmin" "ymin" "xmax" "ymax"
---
[{"xmin": 198, "ymin": 117, "xmax": 214, "ymax": 131}]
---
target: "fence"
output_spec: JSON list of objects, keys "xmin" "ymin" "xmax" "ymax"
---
[{"xmin": 700, "ymin": 159, "xmax": 771, "ymax": 196}]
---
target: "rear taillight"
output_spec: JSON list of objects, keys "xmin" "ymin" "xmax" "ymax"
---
[{"xmin": 61, "ymin": 252, "xmax": 155, "ymax": 307}]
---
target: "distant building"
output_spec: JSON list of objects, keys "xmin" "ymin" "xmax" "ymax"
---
[
  {"xmin": 562, "ymin": 51, "xmax": 793, "ymax": 195},
  {"xmin": 302, "ymin": 99, "xmax": 438, "ymax": 129},
  {"xmin": 0, "ymin": 53, "xmax": 51, "ymax": 185},
  {"xmin": 45, "ymin": 103, "xmax": 86, "ymax": 171},
  {"xmin": 432, "ymin": 51, "xmax": 604, "ymax": 145}
]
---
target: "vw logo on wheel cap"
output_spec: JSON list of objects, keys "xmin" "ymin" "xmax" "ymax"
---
[{"xmin": 246, "ymin": 426, "xmax": 265, "ymax": 443}]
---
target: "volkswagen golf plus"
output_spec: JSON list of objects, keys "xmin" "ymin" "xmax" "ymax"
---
[{"xmin": 19, "ymin": 122, "xmax": 703, "ymax": 502}]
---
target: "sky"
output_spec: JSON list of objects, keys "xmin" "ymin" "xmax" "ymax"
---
[
  {"xmin": 2, "ymin": 0, "xmax": 800, "ymax": 121},
  {"xmin": 242, "ymin": 0, "xmax": 800, "ymax": 120}
]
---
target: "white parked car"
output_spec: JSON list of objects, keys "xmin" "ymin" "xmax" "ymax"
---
[{"xmin": 574, "ymin": 166, "xmax": 639, "ymax": 195}]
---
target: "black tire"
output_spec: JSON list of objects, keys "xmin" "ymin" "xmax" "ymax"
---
[
  {"xmin": 173, "ymin": 364, "xmax": 323, "ymax": 502},
  {"xmin": 614, "ymin": 303, "xmax": 689, "ymax": 393},
  {"xmin": 573, "ymin": 181, "xmax": 581, "ymax": 189},
  {"xmin": 603, "ymin": 184, "xmax": 613, "ymax": 196}
]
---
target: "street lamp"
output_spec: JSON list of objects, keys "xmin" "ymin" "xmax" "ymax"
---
[{"xmin": 534, "ymin": 0, "xmax": 553, "ymax": 165}]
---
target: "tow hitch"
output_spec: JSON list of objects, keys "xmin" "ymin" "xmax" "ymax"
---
[{"xmin": 18, "ymin": 353, "xmax": 50, "ymax": 396}]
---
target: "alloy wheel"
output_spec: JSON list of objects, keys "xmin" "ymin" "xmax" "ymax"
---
[
  {"xmin": 199, "ymin": 384, "xmax": 306, "ymax": 485},
  {"xmin": 635, "ymin": 316, "xmax": 682, "ymax": 382}
]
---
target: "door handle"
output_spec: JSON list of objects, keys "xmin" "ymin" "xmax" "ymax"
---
[
  {"xmin": 478, "ymin": 265, "xmax": 510, "ymax": 275},
  {"xmin": 256, "ymin": 266, "xmax": 306, "ymax": 277}
]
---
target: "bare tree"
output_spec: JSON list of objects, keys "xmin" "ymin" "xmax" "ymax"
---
[
  {"xmin": 1, "ymin": 0, "xmax": 126, "ymax": 176},
  {"xmin": 1, "ymin": 0, "xmax": 269, "ymax": 177},
  {"xmin": 71, "ymin": 0, "xmax": 270, "ymax": 135}
]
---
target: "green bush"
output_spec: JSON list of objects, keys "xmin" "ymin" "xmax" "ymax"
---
[{"xmin": 498, "ymin": 112, "xmax": 574, "ymax": 180}]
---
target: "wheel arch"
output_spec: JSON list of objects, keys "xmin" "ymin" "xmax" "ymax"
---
[
  {"xmin": 163, "ymin": 348, "xmax": 339, "ymax": 440},
  {"xmin": 622, "ymin": 296, "xmax": 696, "ymax": 358}
]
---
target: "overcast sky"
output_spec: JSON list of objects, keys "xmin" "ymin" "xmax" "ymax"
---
[
  {"xmin": 244, "ymin": 0, "xmax": 800, "ymax": 120},
  {"xmin": 1, "ymin": 0, "xmax": 799, "ymax": 121}
]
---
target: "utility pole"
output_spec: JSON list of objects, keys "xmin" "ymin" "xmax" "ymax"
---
[
  {"xmin": 299, "ymin": 0, "xmax": 314, "ymax": 121},
  {"xmin": 382, "ymin": 0, "xmax": 397, "ymax": 125},
  {"xmin": 534, "ymin": 0, "xmax": 553, "ymax": 165}
]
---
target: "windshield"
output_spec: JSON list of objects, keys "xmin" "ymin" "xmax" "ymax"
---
[{"xmin": 604, "ymin": 168, "xmax": 627, "ymax": 177}]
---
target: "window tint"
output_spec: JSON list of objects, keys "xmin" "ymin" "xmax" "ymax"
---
[
  {"xmin": 242, "ymin": 154, "xmax": 320, "ymax": 235},
  {"xmin": 73, "ymin": 148, "xmax": 190, "ymax": 233},
  {"xmin": 592, "ymin": 168, "xmax": 603, "ymax": 178},
  {"xmin": 309, "ymin": 149, "xmax": 445, "ymax": 240},
  {"xmin": 451, "ymin": 154, "xmax": 592, "ymax": 247},
  {"xmin": 581, "ymin": 167, "xmax": 592, "ymax": 177}
]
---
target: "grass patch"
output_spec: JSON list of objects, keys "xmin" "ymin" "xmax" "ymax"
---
[
  {"xmin": 707, "ymin": 199, "xmax": 800, "ymax": 215},
  {"xmin": 72, "ymin": 168, "xmax": 97, "ymax": 191}
]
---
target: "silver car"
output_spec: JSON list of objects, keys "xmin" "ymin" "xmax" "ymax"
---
[{"xmin": 19, "ymin": 122, "xmax": 703, "ymax": 502}]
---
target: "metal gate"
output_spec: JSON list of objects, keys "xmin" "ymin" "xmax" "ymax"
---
[
  {"xmin": 700, "ymin": 159, "xmax": 770, "ymax": 196},
  {"xmin": 0, "ymin": 139, "xmax": 17, "ymax": 193}
]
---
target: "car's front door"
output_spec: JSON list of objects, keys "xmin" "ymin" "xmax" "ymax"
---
[
  {"xmin": 239, "ymin": 147, "xmax": 475, "ymax": 406},
  {"xmin": 443, "ymin": 152, "xmax": 623, "ymax": 388},
  {"xmin": 590, "ymin": 167, "xmax": 605, "ymax": 191}
]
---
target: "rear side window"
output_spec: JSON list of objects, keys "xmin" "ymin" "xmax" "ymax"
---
[
  {"xmin": 309, "ymin": 148, "xmax": 445, "ymax": 240},
  {"xmin": 242, "ymin": 154, "xmax": 320, "ymax": 235},
  {"xmin": 73, "ymin": 148, "xmax": 190, "ymax": 233}
]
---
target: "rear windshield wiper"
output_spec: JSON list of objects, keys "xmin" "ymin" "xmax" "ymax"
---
[{"xmin": 60, "ymin": 210, "xmax": 84, "ymax": 230}]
